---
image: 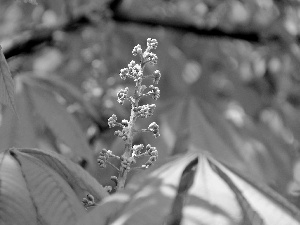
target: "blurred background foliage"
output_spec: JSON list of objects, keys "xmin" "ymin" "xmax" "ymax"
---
[{"xmin": 1, "ymin": 0, "xmax": 300, "ymax": 208}]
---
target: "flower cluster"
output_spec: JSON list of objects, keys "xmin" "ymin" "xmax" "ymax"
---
[
  {"xmin": 82, "ymin": 194, "xmax": 95, "ymax": 208},
  {"xmin": 120, "ymin": 68, "xmax": 129, "ymax": 80},
  {"xmin": 144, "ymin": 52, "xmax": 158, "ymax": 65},
  {"xmin": 146, "ymin": 38, "xmax": 158, "ymax": 51},
  {"xmin": 132, "ymin": 144, "xmax": 144, "ymax": 156},
  {"xmin": 121, "ymin": 119, "xmax": 129, "ymax": 127},
  {"xmin": 132, "ymin": 44, "xmax": 142, "ymax": 56},
  {"xmin": 117, "ymin": 87, "xmax": 129, "ymax": 105},
  {"xmin": 108, "ymin": 114, "xmax": 118, "ymax": 128},
  {"xmin": 153, "ymin": 70, "xmax": 161, "ymax": 84},
  {"xmin": 147, "ymin": 85, "xmax": 160, "ymax": 100},
  {"xmin": 114, "ymin": 128, "xmax": 128, "ymax": 141},
  {"xmin": 148, "ymin": 122, "xmax": 160, "ymax": 138},
  {"xmin": 99, "ymin": 38, "xmax": 161, "ymax": 190},
  {"xmin": 144, "ymin": 155, "xmax": 157, "ymax": 168},
  {"xmin": 97, "ymin": 148, "xmax": 113, "ymax": 168},
  {"xmin": 128, "ymin": 144, "xmax": 158, "ymax": 168},
  {"xmin": 143, "ymin": 144, "xmax": 158, "ymax": 168},
  {"xmin": 134, "ymin": 104, "xmax": 156, "ymax": 118},
  {"xmin": 119, "ymin": 60, "xmax": 143, "ymax": 82},
  {"xmin": 120, "ymin": 156, "xmax": 136, "ymax": 170},
  {"xmin": 146, "ymin": 144, "xmax": 158, "ymax": 156}
]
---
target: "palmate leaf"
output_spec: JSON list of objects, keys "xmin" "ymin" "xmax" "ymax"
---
[
  {"xmin": 0, "ymin": 46, "xmax": 16, "ymax": 115},
  {"xmin": 158, "ymin": 96, "xmax": 295, "ymax": 191},
  {"xmin": 30, "ymin": 75, "xmax": 101, "ymax": 122},
  {"xmin": 22, "ymin": 76, "xmax": 95, "ymax": 164},
  {"xmin": 76, "ymin": 154, "xmax": 196, "ymax": 225},
  {"xmin": 11, "ymin": 151, "xmax": 85, "ymax": 225},
  {"xmin": 11, "ymin": 148, "xmax": 109, "ymax": 201},
  {"xmin": 0, "ymin": 148, "xmax": 108, "ymax": 225},
  {"xmin": 0, "ymin": 152, "xmax": 38, "ymax": 225},
  {"xmin": 212, "ymin": 158, "xmax": 300, "ymax": 224},
  {"xmin": 0, "ymin": 74, "xmax": 96, "ymax": 165},
  {"xmin": 159, "ymin": 97, "xmax": 248, "ymax": 171},
  {"xmin": 233, "ymin": 120, "xmax": 294, "ymax": 192},
  {"xmin": 77, "ymin": 153, "xmax": 300, "ymax": 225},
  {"xmin": 156, "ymin": 38, "xmax": 295, "ymax": 192},
  {"xmin": 184, "ymin": 156, "xmax": 263, "ymax": 225},
  {"xmin": 0, "ymin": 76, "xmax": 38, "ymax": 151}
]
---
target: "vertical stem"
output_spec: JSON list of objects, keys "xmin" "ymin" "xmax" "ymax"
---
[
  {"xmin": 116, "ymin": 60, "xmax": 144, "ymax": 190},
  {"xmin": 117, "ymin": 97, "xmax": 139, "ymax": 190}
]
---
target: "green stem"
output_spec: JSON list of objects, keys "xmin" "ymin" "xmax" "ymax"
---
[
  {"xmin": 116, "ymin": 59, "xmax": 145, "ymax": 190},
  {"xmin": 117, "ymin": 98, "xmax": 139, "ymax": 190}
]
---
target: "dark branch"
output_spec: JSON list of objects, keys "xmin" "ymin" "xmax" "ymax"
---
[
  {"xmin": 0, "ymin": 1, "xmax": 288, "ymax": 59},
  {"xmin": 112, "ymin": 12, "xmax": 262, "ymax": 43},
  {"xmin": 3, "ymin": 14, "xmax": 92, "ymax": 59}
]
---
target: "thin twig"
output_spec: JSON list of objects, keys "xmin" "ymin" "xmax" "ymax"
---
[
  {"xmin": 107, "ymin": 161, "xmax": 120, "ymax": 171},
  {"xmin": 3, "ymin": 0, "xmax": 295, "ymax": 60},
  {"xmin": 130, "ymin": 166, "xmax": 146, "ymax": 172},
  {"xmin": 134, "ymin": 152, "xmax": 149, "ymax": 158}
]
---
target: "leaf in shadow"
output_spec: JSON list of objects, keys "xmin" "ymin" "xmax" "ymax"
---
[
  {"xmin": 0, "ymin": 151, "xmax": 38, "ymax": 225},
  {"xmin": 11, "ymin": 148, "xmax": 108, "ymax": 202},
  {"xmin": 0, "ymin": 76, "xmax": 38, "ymax": 151},
  {"xmin": 209, "ymin": 160, "xmax": 264, "ymax": 225},
  {"xmin": 208, "ymin": 156, "xmax": 300, "ymax": 225},
  {"xmin": 23, "ymin": 77, "xmax": 94, "ymax": 164},
  {"xmin": 76, "ymin": 152, "xmax": 300, "ymax": 225},
  {"xmin": 160, "ymin": 97, "xmax": 245, "ymax": 170},
  {"xmin": 182, "ymin": 154, "xmax": 243, "ymax": 225},
  {"xmin": 76, "ymin": 154, "xmax": 198, "ymax": 225},
  {"xmin": 160, "ymin": 95, "xmax": 295, "ymax": 193},
  {"xmin": 0, "ymin": 45, "xmax": 16, "ymax": 115},
  {"xmin": 30, "ymin": 75, "xmax": 101, "ymax": 122},
  {"xmin": 164, "ymin": 158, "xmax": 198, "ymax": 225},
  {"xmin": 10, "ymin": 150, "xmax": 85, "ymax": 225}
]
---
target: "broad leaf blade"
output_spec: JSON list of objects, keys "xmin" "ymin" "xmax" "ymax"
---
[
  {"xmin": 209, "ymin": 156, "xmax": 300, "ymax": 225},
  {"xmin": 0, "ymin": 46, "xmax": 16, "ymax": 114},
  {"xmin": 235, "ymin": 121, "xmax": 294, "ymax": 191},
  {"xmin": 31, "ymin": 75, "xmax": 101, "ymax": 122},
  {"xmin": 159, "ymin": 96, "xmax": 295, "ymax": 192},
  {"xmin": 181, "ymin": 154, "xmax": 245, "ymax": 225},
  {"xmin": 76, "ymin": 154, "xmax": 198, "ymax": 225},
  {"xmin": 164, "ymin": 158, "xmax": 198, "ymax": 225},
  {"xmin": 191, "ymin": 155, "xmax": 264, "ymax": 225},
  {"xmin": 0, "ymin": 76, "xmax": 38, "ymax": 151},
  {"xmin": 24, "ymin": 78, "xmax": 94, "ymax": 164},
  {"xmin": 11, "ymin": 150, "xmax": 85, "ymax": 225},
  {"xmin": 0, "ymin": 151, "xmax": 38, "ymax": 225},
  {"xmin": 161, "ymin": 97, "xmax": 245, "ymax": 169},
  {"xmin": 12, "ymin": 148, "xmax": 108, "ymax": 201},
  {"xmin": 77, "ymin": 152, "xmax": 300, "ymax": 225}
]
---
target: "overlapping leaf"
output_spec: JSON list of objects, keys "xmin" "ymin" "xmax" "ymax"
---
[
  {"xmin": 30, "ymin": 75, "xmax": 101, "ymax": 122},
  {"xmin": 209, "ymin": 157, "xmax": 300, "ymax": 224},
  {"xmin": 0, "ymin": 151, "xmax": 37, "ymax": 225},
  {"xmin": 22, "ymin": 76, "xmax": 95, "ymax": 164},
  {"xmin": 0, "ymin": 74, "xmax": 95, "ymax": 166},
  {"xmin": 76, "ymin": 154, "xmax": 196, "ymax": 225},
  {"xmin": 0, "ymin": 76, "xmax": 38, "ymax": 151},
  {"xmin": 0, "ymin": 147, "xmax": 109, "ymax": 225},
  {"xmin": 11, "ymin": 148, "xmax": 108, "ymax": 201},
  {"xmin": 159, "ymin": 97, "xmax": 249, "ymax": 173},
  {"xmin": 77, "ymin": 152, "xmax": 300, "ymax": 225},
  {"xmin": 158, "ymin": 96, "xmax": 295, "ymax": 192},
  {"xmin": 11, "ymin": 151, "xmax": 85, "ymax": 225},
  {"xmin": 0, "ymin": 46, "xmax": 16, "ymax": 115}
]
